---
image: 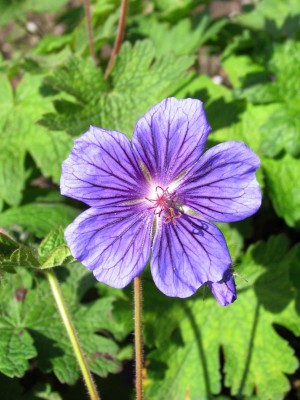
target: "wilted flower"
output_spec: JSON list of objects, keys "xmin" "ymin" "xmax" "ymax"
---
[{"xmin": 61, "ymin": 98, "xmax": 261, "ymax": 306}]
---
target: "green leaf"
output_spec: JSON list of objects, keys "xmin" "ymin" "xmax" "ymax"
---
[
  {"xmin": 0, "ymin": 0, "xmax": 70, "ymax": 27},
  {"xmin": 0, "ymin": 232, "xmax": 19, "ymax": 256},
  {"xmin": 0, "ymin": 237, "xmax": 41, "ymax": 273},
  {"xmin": 33, "ymin": 34, "xmax": 72, "ymax": 55},
  {"xmin": 175, "ymin": 73, "xmax": 232, "ymax": 102},
  {"xmin": 146, "ymin": 235, "xmax": 300, "ymax": 400},
  {"xmin": 143, "ymin": 277, "xmax": 186, "ymax": 348},
  {"xmin": 0, "ymin": 75, "xmax": 25, "ymax": 206},
  {"xmin": 269, "ymin": 41, "xmax": 300, "ymax": 101},
  {"xmin": 212, "ymin": 102, "xmax": 277, "ymax": 154},
  {"xmin": 0, "ymin": 73, "xmax": 72, "ymax": 207},
  {"xmin": 39, "ymin": 227, "xmax": 66, "ymax": 257},
  {"xmin": 216, "ymin": 223, "xmax": 244, "ymax": 263},
  {"xmin": 0, "ymin": 327, "xmax": 37, "ymax": 378},
  {"xmin": 239, "ymin": 41, "xmax": 300, "ymax": 157},
  {"xmin": 174, "ymin": 73, "xmax": 247, "ymax": 133},
  {"xmin": 25, "ymin": 382, "xmax": 63, "ymax": 400},
  {"xmin": 1, "ymin": 247, "xmax": 40, "ymax": 269},
  {"xmin": 38, "ymin": 227, "xmax": 74, "ymax": 268},
  {"xmin": 235, "ymin": 0, "xmax": 300, "ymax": 38},
  {"xmin": 260, "ymin": 106, "xmax": 300, "ymax": 157},
  {"xmin": 39, "ymin": 245, "xmax": 73, "ymax": 269},
  {"xmin": 0, "ymin": 270, "xmax": 36, "ymax": 377},
  {"xmin": 152, "ymin": 0, "xmax": 200, "ymax": 21},
  {"xmin": 258, "ymin": 41, "xmax": 300, "ymax": 156},
  {"xmin": 242, "ymin": 41, "xmax": 300, "ymax": 105},
  {"xmin": 0, "ymin": 227, "xmax": 75, "ymax": 271},
  {"xmin": 0, "ymin": 264, "xmax": 129, "ymax": 383},
  {"xmin": 263, "ymin": 155, "xmax": 300, "ymax": 228},
  {"xmin": 97, "ymin": 285, "xmax": 133, "ymax": 342},
  {"xmin": 40, "ymin": 40, "xmax": 194, "ymax": 136},
  {"xmin": 0, "ymin": 203, "xmax": 79, "ymax": 238},
  {"xmin": 28, "ymin": 129, "xmax": 72, "ymax": 183},
  {"xmin": 135, "ymin": 16, "xmax": 226, "ymax": 57},
  {"xmin": 222, "ymin": 55, "xmax": 267, "ymax": 89},
  {"xmin": 0, "ymin": 74, "xmax": 13, "ymax": 120}
]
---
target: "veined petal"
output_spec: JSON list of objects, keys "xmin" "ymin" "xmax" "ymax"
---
[
  {"xmin": 151, "ymin": 214, "xmax": 231, "ymax": 298},
  {"xmin": 61, "ymin": 126, "xmax": 147, "ymax": 206},
  {"xmin": 177, "ymin": 141, "xmax": 262, "ymax": 222},
  {"xmin": 65, "ymin": 205, "xmax": 153, "ymax": 288},
  {"xmin": 207, "ymin": 270, "xmax": 237, "ymax": 306},
  {"xmin": 132, "ymin": 98, "xmax": 211, "ymax": 186}
]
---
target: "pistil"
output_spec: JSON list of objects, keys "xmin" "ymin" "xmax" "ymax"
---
[{"xmin": 146, "ymin": 186, "xmax": 182, "ymax": 224}]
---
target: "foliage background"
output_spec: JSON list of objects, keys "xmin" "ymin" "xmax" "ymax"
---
[{"xmin": 0, "ymin": 0, "xmax": 300, "ymax": 399}]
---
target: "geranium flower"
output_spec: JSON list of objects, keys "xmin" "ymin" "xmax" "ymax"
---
[{"xmin": 61, "ymin": 98, "xmax": 261, "ymax": 306}]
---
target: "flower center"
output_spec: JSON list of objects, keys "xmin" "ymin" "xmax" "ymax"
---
[{"xmin": 146, "ymin": 186, "xmax": 182, "ymax": 224}]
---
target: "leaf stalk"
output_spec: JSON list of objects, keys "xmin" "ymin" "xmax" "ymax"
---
[
  {"xmin": 104, "ymin": 0, "xmax": 129, "ymax": 79},
  {"xmin": 84, "ymin": 0, "xmax": 97, "ymax": 62},
  {"xmin": 134, "ymin": 276, "xmax": 143, "ymax": 400},
  {"xmin": 45, "ymin": 269, "xmax": 100, "ymax": 400}
]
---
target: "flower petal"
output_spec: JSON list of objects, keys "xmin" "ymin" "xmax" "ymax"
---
[
  {"xmin": 132, "ymin": 98, "xmax": 211, "ymax": 186},
  {"xmin": 61, "ymin": 126, "xmax": 147, "ymax": 206},
  {"xmin": 65, "ymin": 205, "xmax": 153, "ymax": 288},
  {"xmin": 207, "ymin": 270, "xmax": 237, "ymax": 306},
  {"xmin": 151, "ymin": 214, "xmax": 231, "ymax": 298},
  {"xmin": 177, "ymin": 141, "xmax": 262, "ymax": 222}
]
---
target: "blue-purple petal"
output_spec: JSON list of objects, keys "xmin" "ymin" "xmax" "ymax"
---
[
  {"xmin": 65, "ymin": 205, "xmax": 153, "ymax": 288},
  {"xmin": 132, "ymin": 98, "xmax": 211, "ymax": 186},
  {"xmin": 207, "ymin": 270, "xmax": 237, "ymax": 306},
  {"xmin": 151, "ymin": 214, "xmax": 231, "ymax": 297},
  {"xmin": 177, "ymin": 141, "xmax": 262, "ymax": 222},
  {"xmin": 61, "ymin": 126, "xmax": 147, "ymax": 207}
]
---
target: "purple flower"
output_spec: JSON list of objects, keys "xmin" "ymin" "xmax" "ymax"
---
[{"xmin": 61, "ymin": 98, "xmax": 261, "ymax": 306}]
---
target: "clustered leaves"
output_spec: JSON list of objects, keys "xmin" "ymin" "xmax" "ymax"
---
[
  {"xmin": 40, "ymin": 41, "xmax": 194, "ymax": 136},
  {"xmin": 145, "ymin": 235, "xmax": 300, "ymax": 400},
  {"xmin": 0, "ymin": 230, "xmax": 131, "ymax": 384},
  {"xmin": 0, "ymin": 0, "xmax": 300, "ymax": 398}
]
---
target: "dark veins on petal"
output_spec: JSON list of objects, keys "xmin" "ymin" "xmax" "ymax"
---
[
  {"xmin": 151, "ymin": 213, "xmax": 231, "ymax": 297},
  {"xmin": 65, "ymin": 205, "xmax": 154, "ymax": 288},
  {"xmin": 61, "ymin": 127, "xmax": 149, "ymax": 207},
  {"xmin": 176, "ymin": 141, "xmax": 261, "ymax": 222},
  {"xmin": 132, "ymin": 98, "xmax": 211, "ymax": 186}
]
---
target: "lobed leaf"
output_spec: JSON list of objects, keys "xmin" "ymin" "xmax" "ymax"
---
[
  {"xmin": 0, "ymin": 73, "xmax": 72, "ymax": 208},
  {"xmin": 134, "ymin": 16, "xmax": 226, "ymax": 57},
  {"xmin": 40, "ymin": 40, "xmax": 194, "ymax": 136},
  {"xmin": 145, "ymin": 235, "xmax": 300, "ymax": 399},
  {"xmin": 0, "ymin": 264, "xmax": 131, "ymax": 383}
]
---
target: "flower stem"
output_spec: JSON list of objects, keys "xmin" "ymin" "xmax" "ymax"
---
[
  {"xmin": 104, "ymin": 0, "xmax": 128, "ymax": 79},
  {"xmin": 83, "ymin": 0, "xmax": 97, "ymax": 62},
  {"xmin": 45, "ymin": 269, "xmax": 100, "ymax": 400},
  {"xmin": 134, "ymin": 276, "xmax": 143, "ymax": 400}
]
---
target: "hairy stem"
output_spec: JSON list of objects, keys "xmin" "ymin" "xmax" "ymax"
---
[
  {"xmin": 45, "ymin": 269, "xmax": 100, "ymax": 400},
  {"xmin": 104, "ymin": 0, "xmax": 129, "ymax": 79},
  {"xmin": 134, "ymin": 276, "xmax": 143, "ymax": 400},
  {"xmin": 84, "ymin": 0, "xmax": 96, "ymax": 62}
]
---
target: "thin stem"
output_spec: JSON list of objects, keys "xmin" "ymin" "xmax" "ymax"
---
[
  {"xmin": 45, "ymin": 269, "xmax": 100, "ymax": 400},
  {"xmin": 134, "ymin": 276, "xmax": 143, "ymax": 400},
  {"xmin": 84, "ymin": 0, "xmax": 97, "ymax": 62},
  {"xmin": 104, "ymin": 0, "xmax": 129, "ymax": 79}
]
